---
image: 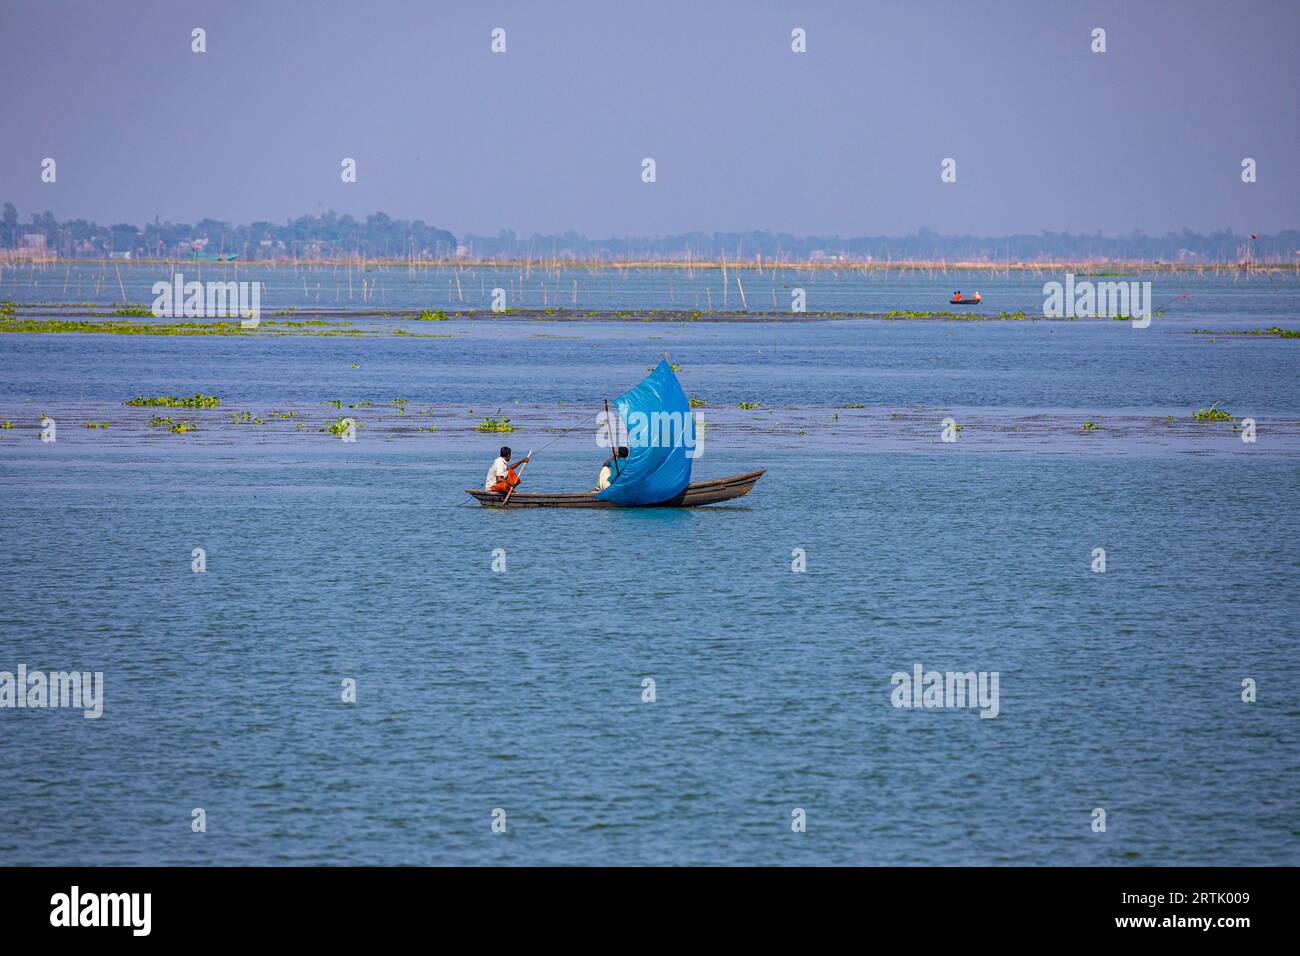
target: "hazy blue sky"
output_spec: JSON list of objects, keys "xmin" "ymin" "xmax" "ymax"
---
[{"xmin": 1, "ymin": 0, "xmax": 1295, "ymax": 236}]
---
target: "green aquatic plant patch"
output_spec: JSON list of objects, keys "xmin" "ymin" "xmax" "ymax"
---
[
  {"xmin": 149, "ymin": 416, "xmax": 197, "ymax": 433},
  {"xmin": 1192, "ymin": 403, "xmax": 1234, "ymax": 422},
  {"xmin": 127, "ymin": 393, "xmax": 220, "ymax": 409},
  {"xmin": 1190, "ymin": 326, "xmax": 1300, "ymax": 339},
  {"xmin": 475, "ymin": 414, "xmax": 514, "ymax": 433},
  {"xmin": 321, "ymin": 417, "xmax": 361, "ymax": 437}
]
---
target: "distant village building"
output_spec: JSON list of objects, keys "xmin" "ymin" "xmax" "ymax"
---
[{"xmin": 6, "ymin": 234, "xmax": 56, "ymax": 260}]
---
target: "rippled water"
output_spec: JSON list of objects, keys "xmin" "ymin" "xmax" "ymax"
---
[{"xmin": 1, "ymin": 271, "xmax": 1297, "ymax": 865}]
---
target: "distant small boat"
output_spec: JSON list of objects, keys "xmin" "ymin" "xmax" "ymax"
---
[
  {"xmin": 949, "ymin": 295, "xmax": 981, "ymax": 305},
  {"xmin": 467, "ymin": 470, "xmax": 766, "ymax": 509},
  {"xmin": 187, "ymin": 252, "xmax": 239, "ymax": 261}
]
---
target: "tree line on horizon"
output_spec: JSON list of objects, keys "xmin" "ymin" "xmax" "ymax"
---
[
  {"xmin": 467, "ymin": 226, "xmax": 1297, "ymax": 263},
  {"xmin": 3, "ymin": 203, "xmax": 1295, "ymax": 262},
  {"xmin": 1, "ymin": 205, "xmax": 457, "ymax": 260}
]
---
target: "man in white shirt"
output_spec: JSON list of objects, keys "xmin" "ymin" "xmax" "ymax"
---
[
  {"xmin": 593, "ymin": 446, "xmax": 629, "ymax": 492},
  {"xmin": 485, "ymin": 446, "xmax": 530, "ymax": 493}
]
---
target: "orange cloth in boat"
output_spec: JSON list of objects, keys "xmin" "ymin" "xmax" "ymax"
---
[{"xmin": 490, "ymin": 469, "xmax": 521, "ymax": 495}]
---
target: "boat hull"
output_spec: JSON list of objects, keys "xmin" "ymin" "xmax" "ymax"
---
[{"xmin": 466, "ymin": 470, "xmax": 765, "ymax": 509}]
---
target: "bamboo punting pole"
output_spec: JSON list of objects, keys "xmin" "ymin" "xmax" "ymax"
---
[{"xmin": 502, "ymin": 450, "xmax": 532, "ymax": 508}]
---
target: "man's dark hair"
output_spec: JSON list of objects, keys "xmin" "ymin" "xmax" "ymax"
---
[
  {"xmin": 617, "ymin": 446, "xmax": 629, "ymax": 458},
  {"xmin": 500, "ymin": 446, "xmax": 511, "ymax": 458}
]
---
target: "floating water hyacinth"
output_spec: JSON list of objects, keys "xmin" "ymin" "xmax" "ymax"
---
[
  {"xmin": 1, "ymin": 315, "xmax": 256, "ymax": 335},
  {"xmin": 148, "ymin": 415, "xmax": 197, "ymax": 433},
  {"xmin": 126, "ymin": 393, "xmax": 220, "ymax": 409},
  {"xmin": 1192, "ymin": 402, "xmax": 1234, "ymax": 422},
  {"xmin": 1190, "ymin": 326, "xmax": 1300, "ymax": 339},
  {"xmin": 321, "ymin": 417, "xmax": 360, "ymax": 436}
]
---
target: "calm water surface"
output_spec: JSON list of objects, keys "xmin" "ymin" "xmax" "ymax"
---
[{"xmin": 1, "ymin": 271, "xmax": 1296, "ymax": 865}]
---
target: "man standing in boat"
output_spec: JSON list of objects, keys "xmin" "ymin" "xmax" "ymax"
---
[
  {"xmin": 485, "ymin": 446, "xmax": 529, "ymax": 494},
  {"xmin": 593, "ymin": 446, "xmax": 629, "ymax": 492}
]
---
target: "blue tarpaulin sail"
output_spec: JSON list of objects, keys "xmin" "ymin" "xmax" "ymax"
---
[{"xmin": 594, "ymin": 360, "xmax": 694, "ymax": 505}]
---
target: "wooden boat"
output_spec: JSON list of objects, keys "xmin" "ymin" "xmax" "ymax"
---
[
  {"xmin": 467, "ymin": 470, "xmax": 765, "ymax": 509},
  {"xmin": 949, "ymin": 296, "xmax": 981, "ymax": 305}
]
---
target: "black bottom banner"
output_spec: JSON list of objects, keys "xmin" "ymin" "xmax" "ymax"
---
[{"xmin": 0, "ymin": 866, "xmax": 1284, "ymax": 941}]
